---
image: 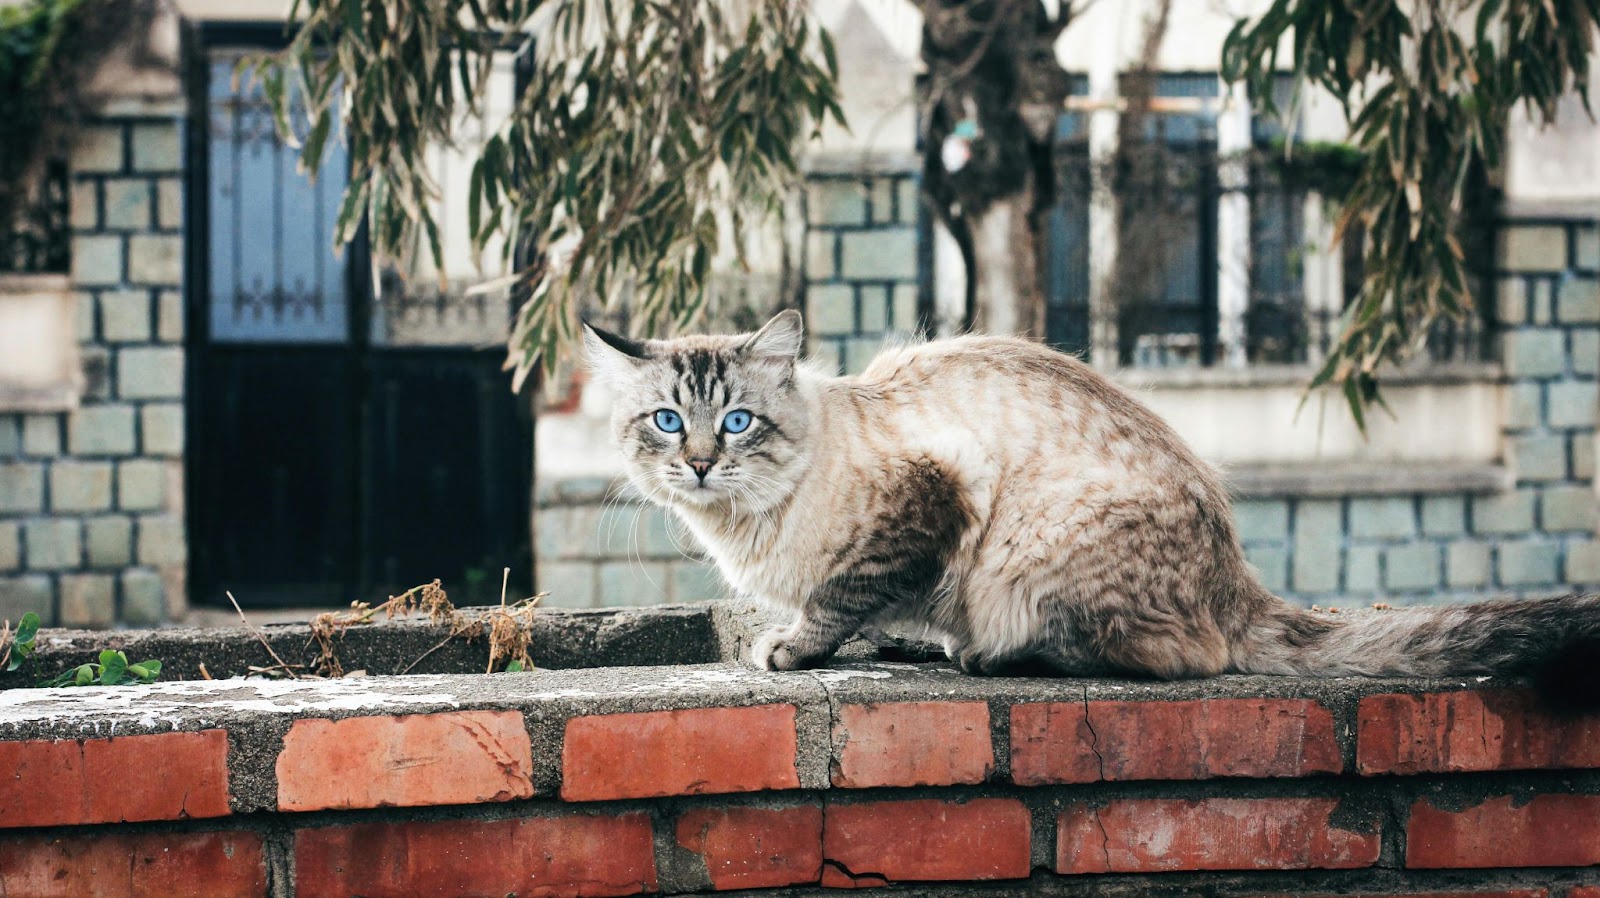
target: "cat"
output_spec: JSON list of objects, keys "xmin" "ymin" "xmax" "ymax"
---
[{"xmin": 584, "ymin": 310, "xmax": 1599, "ymax": 706}]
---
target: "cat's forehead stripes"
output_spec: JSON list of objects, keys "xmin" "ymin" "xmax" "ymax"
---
[{"xmin": 669, "ymin": 348, "xmax": 735, "ymax": 405}]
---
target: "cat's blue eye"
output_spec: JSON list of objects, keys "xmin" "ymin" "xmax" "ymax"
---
[
  {"xmin": 722, "ymin": 410, "xmax": 753, "ymax": 434},
  {"xmin": 653, "ymin": 409, "xmax": 684, "ymax": 433}
]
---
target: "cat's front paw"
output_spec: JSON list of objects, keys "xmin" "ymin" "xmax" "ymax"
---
[{"xmin": 751, "ymin": 628, "xmax": 820, "ymax": 671}]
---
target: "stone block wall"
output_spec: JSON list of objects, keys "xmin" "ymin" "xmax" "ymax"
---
[
  {"xmin": 803, "ymin": 170, "xmax": 923, "ymax": 373},
  {"xmin": 534, "ymin": 479, "xmax": 726, "ymax": 608},
  {"xmin": 0, "ymin": 114, "xmax": 187, "ymax": 627},
  {"xmin": 1237, "ymin": 217, "xmax": 1599, "ymax": 605}
]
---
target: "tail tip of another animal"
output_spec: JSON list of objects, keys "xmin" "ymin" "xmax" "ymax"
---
[{"xmin": 1533, "ymin": 634, "xmax": 1600, "ymax": 714}]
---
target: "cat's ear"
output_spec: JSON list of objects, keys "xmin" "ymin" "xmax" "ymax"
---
[
  {"xmin": 744, "ymin": 309, "xmax": 804, "ymax": 362},
  {"xmin": 583, "ymin": 321, "xmax": 650, "ymax": 382}
]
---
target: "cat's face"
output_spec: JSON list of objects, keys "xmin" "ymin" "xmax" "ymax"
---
[{"xmin": 584, "ymin": 311, "xmax": 812, "ymax": 511}]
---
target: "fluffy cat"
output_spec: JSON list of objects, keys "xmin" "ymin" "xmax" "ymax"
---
[{"xmin": 584, "ymin": 310, "xmax": 1598, "ymax": 705}]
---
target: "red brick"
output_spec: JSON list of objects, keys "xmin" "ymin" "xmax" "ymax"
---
[
  {"xmin": 277, "ymin": 710, "xmax": 534, "ymax": 811},
  {"xmin": 1012, "ymin": 698, "xmax": 1341, "ymax": 785},
  {"xmin": 561, "ymin": 704, "xmax": 799, "ymax": 801},
  {"xmin": 1057, "ymin": 797, "xmax": 1381, "ymax": 874},
  {"xmin": 821, "ymin": 798, "xmax": 1030, "ymax": 887},
  {"xmin": 832, "ymin": 701, "xmax": 993, "ymax": 788},
  {"xmin": 1407, "ymin": 793, "xmax": 1600, "ymax": 868},
  {"xmin": 1359, "ymin": 689, "xmax": 1600, "ymax": 775},
  {"xmin": 0, "ymin": 729, "xmax": 230, "ymax": 827},
  {"xmin": 0, "ymin": 830, "xmax": 265, "ymax": 898},
  {"xmin": 675, "ymin": 804, "xmax": 822, "ymax": 890},
  {"xmin": 1570, "ymin": 889, "xmax": 1600, "ymax": 898},
  {"xmin": 296, "ymin": 813, "xmax": 657, "ymax": 898}
]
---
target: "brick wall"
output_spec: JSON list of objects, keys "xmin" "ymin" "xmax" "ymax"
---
[
  {"xmin": 0, "ymin": 114, "xmax": 187, "ymax": 627},
  {"xmin": 1238, "ymin": 218, "xmax": 1599, "ymax": 605},
  {"xmin": 803, "ymin": 169, "xmax": 923, "ymax": 373},
  {"xmin": 3, "ymin": 645, "xmax": 1599, "ymax": 896}
]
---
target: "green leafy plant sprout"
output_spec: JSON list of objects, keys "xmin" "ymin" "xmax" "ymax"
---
[
  {"xmin": 2, "ymin": 611, "xmax": 41, "ymax": 673},
  {"xmin": 42, "ymin": 650, "xmax": 161, "ymax": 688}
]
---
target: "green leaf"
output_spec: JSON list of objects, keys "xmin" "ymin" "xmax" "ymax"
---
[
  {"xmin": 505, "ymin": 659, "xmax": 524, "ymax": 672},
  {"xmin": 72, "ymin": 664, "xmax": 94, "ymax": 687},
  {"xmin": 15, "ymin": 611, "xmax": 39, "ymax": 646},
  {"xmin": 98, "ymin": 651, "xmax": 127, "ymax": 686}
]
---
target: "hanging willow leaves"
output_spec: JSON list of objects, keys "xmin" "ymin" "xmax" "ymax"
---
[
  {"xmin": 258, "ymin": 0, "xmax": 843, "ymax": 389},
  {"xmin": 1223, "ymin": 0, "xmax": 1599, "ymax": 422}
]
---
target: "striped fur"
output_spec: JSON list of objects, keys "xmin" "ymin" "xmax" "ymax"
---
[{"xmin": 585, "ymin": 312, "xmax": 1599, "ymax": 704}]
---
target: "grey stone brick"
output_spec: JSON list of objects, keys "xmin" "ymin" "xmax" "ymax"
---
[
  {"xmin": 1498, "ymin": 540, "xmax": 1560, "ymax": 587},
  {"xmin": 1568, "ymin": 540, "xmax": 1600, "ymax": 584},
  {"xmin": 0, "ymin": 575, "xmax": 54, "ymax": 625},
  {"xmin": 99, "ymin": 289, "xmax": 151, "ymax": 343},
  {"xmin": 859, "ymin": 286, "xmax": 889, "ymax": 333},
  {"xmin": 897, "ymin": 178, "xmax": 919, "ymax": 225},
  {"xmin": 1349, "ymin": 497, "xmax": 1415, "ymax": 540},
  {"xmin": 1579, "ymin": 226, "xmax": 1600, "ymax": 270},
  {"xmin": 74, "ymin": 124, "xmax": 125, "ymax": 173},
  {"xmin": 535, "ymin": 505, "xmax": 600, "ymax": 561},
  {"xmin": 1291, "ymin": 500, "xmax": 1342, "ymax": 594},
  {"xmin": 156, "ymin": 178, "xmax": 183, "ymax": 231},
  {"xmin": 892, "ymin": 284, "xmax": 918, "ymax": 331},
  {"xmin": 870, "ymin": 178, "xmax": 896, "ymax": 224},
  {"xmin": 85, "ymin": 516, "xmax": 133, "ymax": 567},
  {"xmin": 1472, "ymin": 489, "xmax": 1537, "ymax": 535},
  {"xmin": 140, "ymin": 404, "xmax": 184, "ymax": 456},
  {"xmin": 130, "ymin": 122, "xmax": 181, "ymax": 172},
  {"xmin": 806, "ymin": 232, "xmax": 837, "ymax": 279},
  {"xmin": 117, "ymin": 459, "xmax": 166, "ymax": 511},
  {"xmin": 537, "ymin": 561, "xmax": 597, "ymax": 608},
  {"xmin": 0, "ymin": 522, "xmax": 17, "ymax": 572},
  {"xmin": 840, "ymin": 229, "xmax": 917, "ymax": 280},
  {"xmin": 0, "ymin": 463, "xmax": 44, "ymax": 513},
  {"xmin": 808, "ymin": 284, "xmax": 857, "ymax": 336},
  {"xmin": 638, "ymin": 506, "xmax": 685, "ymax": 558},
  {"xmin": 68, "ymin": 405, "xmax": 137, "ymax": 456},
  {"xmin": 1344, "ymin": 544, "xmax": 1380, "ymax": 594},
  {"xmin": 1383, "ymin": 544, "xmax": 1439, "ymax": 592},
  {"xmin": 1505, "ymin": 383, "xmax": 1544, "ymax": 430},
  {"xmin": 71, "ymin": 235, "xmax": 123, "ymax": 286},
  {"xmin": 670, "ymin": 561, "xmax": 726, "ymax": 602},
  {"xmin": 597, "ymin": 560, "xmax": 671, "ymax": 606},
  {"xmin": 21, "ymin": 415, "xmax": 60, "ymax": 456},
  {"xmin": 80, "ymin": 346, "xmax": 112, "ymax": 400},
  {"xmin": 103, "ymin": 179, "xmax": 151, "ymax": 230},
  {"xmin": 135, "ymin": 515, "xmax": 186, "ymax": 566},
  {"xmin": 1574, "ymin": 432, "xmax": 1596, "ymax": 481},
  {"xmin": 70, "ymin": 179, "xmax": 99, "ymax": 229},
  {"xmin": 128, "ymin": 234, "xmax": 183, "ymax": 286},
  {"xmin": 118, "ymin": 346, "xmax": 184, "ymax": 400},
  {"xmin": 0, "ymin": 416, "xmax": 17, "ymax": 456},
  {"xmin": 1509, "ymin": 433, "xmax": 1569, "ymax": 482},
  {"xmin": 808, "ymin": 340, "xmax": 843, "ymax": 374},
  {"xmin": 1573, "ymin": 328, "xmax": 1599, "ymax": 376},
  {"xmin": 1232, "ymin": 499, "xmax": 1290, "ymax": 543},
  {"xmin": 1421, "ymin": 496, "xmax": 1466, "ymax": 536},
  {"xmin": 25, "ymin": 520, "xmax": 80, "ymax": 570},
  {"xmin": 76, "ymin": 290, "xmax": 96, "ymax": 341},
  {"xmin": 157, "ymin": 290, "xmax": 183, "ymax": 342},
  {"xmin": 120, "ymin": 569, "xmax": 166, "ymax": 624},
  {"xmin": 807, "ymin": 180, "xmax": 867, "ymax": 226},
  {"xmin": 59, "ymin": 573, "xmax": 115, "ymax": 628},
  {"xmin": 1531, "ymin": 279, "xmax": 1553, "ymax": 325},
  {"xmin": 1558, "ymin": 278, "xmax": 1600, "ymax": 325},
  {"xmin": 1446, "ymin": 541, "xmax": 1491, "ymax": 588},
  {"xmin": 844, "ymin": 336, "xmax": 882, "ymax": 375},
  {"xmin": 1501, "ymin": 225, "xmax": 1568, "ymax": 271},
  {"xmin": 1548, "ymin": 380, "xmax": 1599, "ymax": 429},
  {"xmin": 1503, "ymin": 328, "xmax": 1567, "ymax": 379},
  {"xmin": 49, "ymin": 461, "xmax": 114, "ymax": 512},
  {"xmin": 1496, "ymin": 278, "xmax": 1527, "ymax": 325},
  {"xmin": 1541, "ymin": 484, "xmax": 1597, "ymax": 532},
  {"xmin": 1243, "ymin": 544, "xmax": 1288, "ymax": 594}
]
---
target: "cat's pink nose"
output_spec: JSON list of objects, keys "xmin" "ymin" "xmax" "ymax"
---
[{"xmin": 687, "ymin": 457, "xmax": 716, "ymax": 481}]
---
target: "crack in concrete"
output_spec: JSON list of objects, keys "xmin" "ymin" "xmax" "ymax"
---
[
  {"xmin": 821, "ymin": 858, "xmax": 889, "ymax": 886},
  {"xmin": 1080, "ymin": 685, "xmax": 1106, "ymax": 781}
]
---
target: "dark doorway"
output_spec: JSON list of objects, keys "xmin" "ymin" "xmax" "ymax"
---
[{"xmin": 186, "ymin": 30, "xmax": 532, "ymax": 608}]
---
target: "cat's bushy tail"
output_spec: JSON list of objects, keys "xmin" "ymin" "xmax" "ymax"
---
[{"xmin": 1237, "ymin": 593, "xmax": 1600, "ymax": 710}]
